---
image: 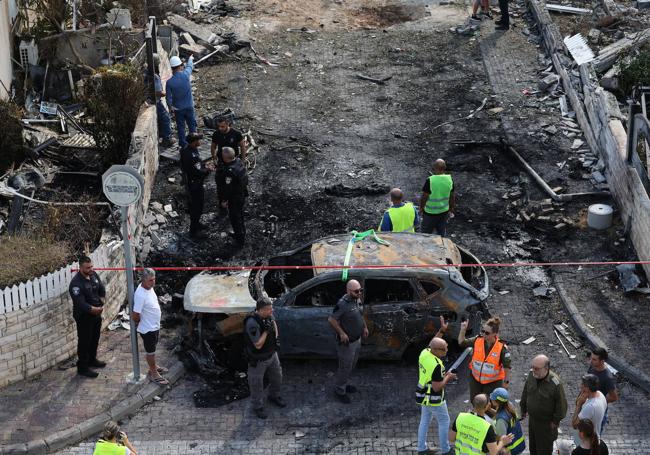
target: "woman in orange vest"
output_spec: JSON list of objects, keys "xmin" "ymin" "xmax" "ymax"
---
[{"xmin": 458, "ymin": 316, "xmax": 512, "ymax": 402}]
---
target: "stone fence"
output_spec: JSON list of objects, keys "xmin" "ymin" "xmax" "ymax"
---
[
  {"xmin": 528, "ymin": 0, "xmax": 650, "ymax": 279},
  {"xmin": 0, "ymin": 102, "xmax": 158, "ymax": 388}
]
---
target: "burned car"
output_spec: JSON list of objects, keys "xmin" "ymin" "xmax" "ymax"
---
[{"xmin": 184, "ymin": 233, "xmax": 489, "ymax": 360}]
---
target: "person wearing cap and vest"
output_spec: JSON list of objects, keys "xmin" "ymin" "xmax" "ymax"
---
[
  {"xmin": 93, "ymin": 421, "xmax": 137, "ymax": 455},
  {"xmin": 459, "ymin": 316, "xmax": 511, "ymax": 402},
  {"xmin": 489, "ymin": 387, "xmax": 526, "ymax": 455},
  {"xmin": 419, "ymin": 159, "xmax": 455, "ymax": 237},
  {"xmin": 166, "ymin": 54, "xmax": 196, "ymax": 148},
  {"xmin": 416, "ymin": 331, "xmax": 457, "ymax": 455},
  {"xmin": 378, "ymin": 188, "xmax": 420, "ymax": 233},
  {"xmin": 244, "ymin": 298, "xmax": 286, "ymax": 419},
  {"xmin": 450, "ymin": 394, "xmax": 514, "ymax": 455}
]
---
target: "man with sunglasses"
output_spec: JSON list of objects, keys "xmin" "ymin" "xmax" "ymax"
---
[{"xmin": 328, "ymin": 279, "xmax": 368, "ymax": 404}]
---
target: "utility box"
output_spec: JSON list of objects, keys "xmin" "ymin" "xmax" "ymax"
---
[
  {"xmin": 106, "ymin": 8, "xmax": 132, "ymax": 28},
  {"xmin": 19, "ymin": 39, "xmax": 39, "ymax": 68}
]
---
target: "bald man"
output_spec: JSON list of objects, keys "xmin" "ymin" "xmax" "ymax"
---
[
  {"xmin": 328, "ymin": 280, "xmax": 368, "ymax": 403},
  {"xmin": 416, "ymin": 335, "xmax": 456, "ymax": 455},
  {"xmin": 378, "ymin": 188, "xmax": 420, "ymax": 232},
  {"xmin": 419, "ymin": 159, "xmax": 455, "ymax": 237},
  {"xmin": 216, "ymin": 146, "xmax": 249, "ymax": 246},
  {"xmin": 520, "ymin": 355, "xmax": 567, "ymax": 455},
  {"xmin": 450, "ymin": 394, "xmax": 513, "ymax": 455}
]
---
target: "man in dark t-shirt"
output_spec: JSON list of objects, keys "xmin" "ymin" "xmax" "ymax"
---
[
  {"xmin": 211, "ymin": 118, "xmax": 247, "ymax": 165},
  {"xmin": 327, "ymin": 279, "xmax": 368, "ymax": 404},
  {"xmin": 587, "ymin": 348, "xmax": 618, "ymax": 434}
]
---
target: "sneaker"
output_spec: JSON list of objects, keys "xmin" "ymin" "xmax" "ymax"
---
[
  {"xmin": 161, "ymin": 138, "xmax": 174, "ymax": 147},
  {"xmin": 89, "ymin": 359, "xmax": 106, "ymax": 368},
  {"xmin": 346, "ymin": 385, "xmax": 357, "ymax": 393},
  {"xmin": 470, "ymin": 14, "xmax": 482, "ymax": 21},
  {"xmin": 269, "ymin": 396, "xmax": 287, "ymax": 408},
  {"xmin": 495, "ymin": 24, "xmax": 509, "ymax": 30},
  {"xmin": 254, "ymin": 407, "xmax": 268, "ymax": 419},
  {"xmin": 335, "ymin": 393, "xmax": 351, "ymax": 404},
  {"xmin": 78, "ymin": 369, "xmax": 99, "ymax": 378},
  {"xmin": 417, "ymin": 449, "xmax": 438, "ymax": 455},
  {"xmin": 482, "ymin": 10, "xmax": 493, "ymax": 18}
]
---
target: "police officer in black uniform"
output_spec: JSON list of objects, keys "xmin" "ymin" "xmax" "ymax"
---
[
  {"xmin": 217, "ymin": 147, "xmax": 248, "ymax": 246},
  {"xmin": 69, "ymin": 255, "xmax": 106, "ymax": 378},
  {"xmin": 180, "ymin": 133, "xmax": 214, "ymax": 239},
  {"xmin": 244, "ymin": 298, "xmax": 285, "ymax": 419}
]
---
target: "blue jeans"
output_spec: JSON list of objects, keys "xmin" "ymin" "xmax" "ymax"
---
[
  {"xmin": 601, "ymin": 407, "xmax": 609, "ymax": 435},
  {"xmin": 417, "ymin": 401, "xmax": 450, "ymax": 453},
  {"xmin": 174, "ymin": 107, "xmax": 197, "ymax": 147},
  {"xmin": 156, "ymin": 100, "xmax": 172, "ymax": 140}
]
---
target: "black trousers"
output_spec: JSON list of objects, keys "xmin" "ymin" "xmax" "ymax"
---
[
  {"xmin": 187, "ymin": 182, "xmax": 205, "ymax": 234},
  {"xmin": 498, "ymin": 0, "xmax": 509, "ymax": 25},
  {"xmin": 228, "ymin": 198, "xmax": 246, "ymax": 244},
  {"xmin": 74, "ymin": 313, "xmax": 101, "ymax": 371}
]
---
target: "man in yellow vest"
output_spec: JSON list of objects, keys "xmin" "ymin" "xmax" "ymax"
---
[
  {"xmin": 378, "ymin": 188, "xmax": 420, "ymax": 232},
  {"xmin": 419, "ymin": 159, "xmax": 455, "ymax": 237},
  {"xmin": 449, "ymin": 394, "xmax": 514, "ymax": 455},
  {"xmin": 416, "ymin": 334, "xmax": 457, "ymax": 455}
]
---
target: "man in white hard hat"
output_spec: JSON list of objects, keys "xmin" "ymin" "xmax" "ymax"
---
[{"xmin": 166, "ymin": 55, "xmax": 197, "ymax": 148}]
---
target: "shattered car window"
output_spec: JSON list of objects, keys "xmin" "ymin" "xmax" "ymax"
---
[
  {"xmin": 364, "ymin": 279, "xmax": 415, "ymax": 305},
  {"xmin": 293, "ymin": 280, "xmax": 345, "ymax": 307},
  {"xmin": 419, "ymin": 281, "xmax": 441, "ymax": 295}
]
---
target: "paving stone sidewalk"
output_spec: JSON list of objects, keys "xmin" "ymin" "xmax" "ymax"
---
[{"xmin": 0, "ymin": 327, "xmax": 178, "ymax": 447}]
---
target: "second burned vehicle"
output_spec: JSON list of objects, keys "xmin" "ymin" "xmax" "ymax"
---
[{"xmin": 184, "ymin": 233, "xmax": 489, "ymax": 360}]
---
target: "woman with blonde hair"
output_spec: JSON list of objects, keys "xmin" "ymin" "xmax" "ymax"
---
[{"xmin": 459, "ymin": 316, "xmax": 512, "ymax": 401}]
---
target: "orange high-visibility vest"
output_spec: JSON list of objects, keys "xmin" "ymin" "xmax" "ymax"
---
[{"xmin": 470, "ymin": 337, "xmax": 506, "ymax": 384}]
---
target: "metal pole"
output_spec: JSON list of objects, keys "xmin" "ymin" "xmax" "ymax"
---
[
  {"xmin": 122, "ymin": 205, "xmax": 141, "ymax": 381},
  {"xmin": 72, "ymin": 0, "xmax": 77, "ymax": 30}
]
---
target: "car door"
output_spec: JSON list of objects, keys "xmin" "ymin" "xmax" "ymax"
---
[
  {"xmin": 361, "ymin": 277, "xmax": 424, "ymax": 359},
  {"xmin": 274, "ymin": 276, "xmax": 349, "ymax": 358}
]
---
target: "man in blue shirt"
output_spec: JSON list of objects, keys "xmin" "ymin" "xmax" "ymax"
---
[
  {"xmin": 378, "ymin": 188, "xmax": 420, "ymax": 232},
  {"xmin": 166, "ymin": 55, "xmax": 197, "ymax": 148}
]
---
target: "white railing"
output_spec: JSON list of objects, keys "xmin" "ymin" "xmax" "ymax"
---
[{"xmin": 0, "ymin": 242, "xmax": 116, "ymax": 315}]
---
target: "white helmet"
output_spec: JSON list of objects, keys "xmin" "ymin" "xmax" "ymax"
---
[{"xmin": 170, "ymin": 56, "xmax": 182, "ymax": 68}]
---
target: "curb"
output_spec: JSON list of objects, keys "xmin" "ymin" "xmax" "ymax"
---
[
  {"xmin": 553, "ymin": 275, "xmax": 650, "ymax": 394},
  {"xmin": 2, "ymin": 361, "xmax": 185, "ymax": 455}
]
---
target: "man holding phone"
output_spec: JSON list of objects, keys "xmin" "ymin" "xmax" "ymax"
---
[{"xmin": 328, "ymin": 279, "xmax": 368, "ymax": 404}]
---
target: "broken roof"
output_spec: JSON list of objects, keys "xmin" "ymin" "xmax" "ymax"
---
[{"xmin": 310, "ymin": 233, "xmax": 463, "ymax": 275}]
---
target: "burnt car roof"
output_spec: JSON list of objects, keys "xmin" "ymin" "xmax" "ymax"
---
[{"xmin": 311, "ymin": 233, "xmax": 462, "ymax": 275}]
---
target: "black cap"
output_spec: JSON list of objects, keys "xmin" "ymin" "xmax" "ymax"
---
[{"xmin": 186, "ymin": 132, "xmax": 204, "ymax": 143}]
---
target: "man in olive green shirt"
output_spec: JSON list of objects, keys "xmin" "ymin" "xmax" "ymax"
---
[{"xmin": 520, "ymin": 354, "xmax": 568, "ymax": 455}]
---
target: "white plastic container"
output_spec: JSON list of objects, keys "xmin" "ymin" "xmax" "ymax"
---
[{"xmin": 587, "ymin": 204, "xmax": 613, "ymax": 230}]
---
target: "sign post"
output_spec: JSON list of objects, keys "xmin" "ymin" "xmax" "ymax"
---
[{"xmin": 102, "ymin": 165, "xmax": 145, "ymax": 383}]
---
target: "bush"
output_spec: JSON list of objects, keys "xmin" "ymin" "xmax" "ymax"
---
[
  {"xmin": 83, "ymin": 64, "xmax": 145, "ymax": 169},
  {"xmin": 0, "ymin": 235, "xmax": 70, "ymax": 288},
  {"xmin": 620, "ymin": 51, "xmax": 650, "ymax": 95},
  {"xmin": 0, "ymin": 100, "xmax": 25, "ymax": 173}
]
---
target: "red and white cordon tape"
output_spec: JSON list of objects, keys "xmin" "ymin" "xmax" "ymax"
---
[{"xmin": 81, "ymin": 260, "xmax": 650, "ymax": 273}]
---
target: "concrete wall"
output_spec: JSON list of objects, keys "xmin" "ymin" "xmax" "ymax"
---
[
  {"xmin": 582, "ymin": 86, "xmax": 650, "ymax": 279},
  {"xmin": 126, "ymin": 104, "xmax": 159, "ymax": 241},
  {"xmin": 0, "ymin": 104, "xmax": 159, "ymax": 388},
  {"xmin": 41, "ymin": 26, "xmax": 144, "ymax": 68},
  {"xmin": 0, "ymin": 0, "xmax": 13, "ymax": 99}
]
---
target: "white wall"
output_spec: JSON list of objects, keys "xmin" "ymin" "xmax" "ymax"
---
[{"xmin": 0, "ymin": 0, "xmax": 13, "ymax": 100}]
